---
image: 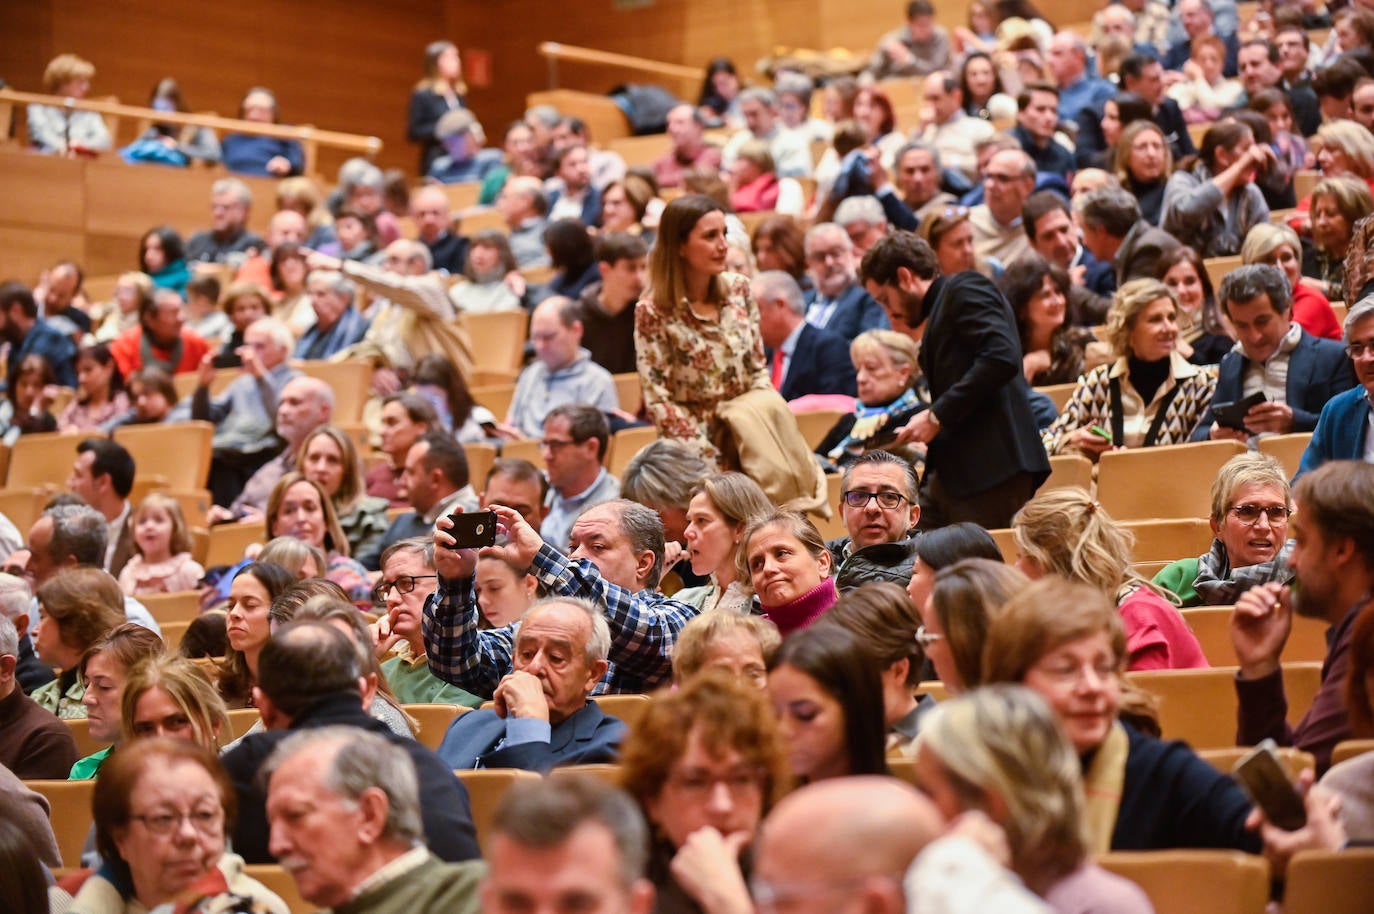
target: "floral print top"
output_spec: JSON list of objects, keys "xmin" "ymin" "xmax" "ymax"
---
[{"xmin": 634, "ymin": 272, "xmax": 772, "ymax": 466}]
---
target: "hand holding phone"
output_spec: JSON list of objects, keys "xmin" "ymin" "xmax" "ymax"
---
[
  {"xmin": 1233, "ymin": 739, "xmax": 1307, "ymax": 831},
  {"xmin": 447, "ymin": 510, "xmax": 499, "ymax": 549}
]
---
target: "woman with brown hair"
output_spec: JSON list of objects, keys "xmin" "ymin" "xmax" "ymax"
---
[
  {"xmin": 1161, "ymin": 119, "xmax": 1272, "ymax": 257},
  {"xmin": 264, "ymin": 472, "xmax": 372, "ymax": 603},
  {"xmin": 297, "ymin": 426, "xmax": 390, "ymax": 562},
  {"xmin": 620, "ymin": 672, "xmax": 789, "ymax": 914},
  {"xmin": 71, "ymin": 623, "xmax": 166, "ymax": 778},
  {"xmin": 1155, "ymin": 246, "xmax": 1234, "ymax": 365},
  {"xmin": 750, "ymin": 215, "xmax": 809, "ymax": 290},
  {"xmin": 636, "ymin": 194, "xmax": 772, "ymax": 467},
  {"xmin": 407, "ymin": 40, "xmax": 468, "ymax": 173},
  {"xmin": 982, "ymin": 576, "xmax": 1258, "ymax": 853},
  {"xmin": 738, "ymin": 511, "xmax": 837, "ymax": 635},
  {"xmin": 31, "ymin": 566, "xmax": 126, "ymax": 718},
  {"xmin": 920, "ymin": 557, "xmax": 1028, "ymax": 693}
]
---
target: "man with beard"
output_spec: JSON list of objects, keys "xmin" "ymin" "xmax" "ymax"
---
[
  {"xmin": 1232, "ymin": 459, "xmax": 1374, "ymax": 773},
  {"xmin": 860, "ymin": 232, "xmax": 1048, "ymax": 530},
  {"xmin": 0, "ymin": 281, "xmax": 76, "ymax": 388},
  {"xmin": 108, "ymin": 287, "xmax": 211, "ymax": 377}
]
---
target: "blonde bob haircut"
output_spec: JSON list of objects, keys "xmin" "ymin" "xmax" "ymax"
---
[
  {"xmin": 1209, "ymin": 452, "xmax": 1291, "ymax": 526},
  {"xmin": 849, "ymin": 329, "xmax": 919, "ymax": 377},
  {"xmin": 1240, "ymin": 222, "xmax": 1303, "ymax": 268},
  {"xmin": 672, "ymin": 612, "xmax": 782, "ymax": 684},
  {"xmin": 120, "ymin": 654, "xmax": 231, "ymax": 750},
  {"xmin": 1315, "ymin": 120, "xmax": 1374, "ymax": 179},
  {"xmin": 736, "ymin": 510, "xmax": 831, "ymax": 588},
  {"xmin": 916, "ymin": 684, "xmax": 1088, "ymax": 894},
  {"xmin": 1012, "ymin": 486, "xmax": 1159, "ymax": 599},
  {"xmin": 647, "ymin": 194, "xmax": 730, "ymax": 311},
  {"xmin": 1113, "ymin": 120, "xmax": 1172, "ymax": 187},
  {"xmin": 1309, "ymin": 175, "xmax": 1374, "ymax": 228},
  {"xmin": 265, "ymin": 472, "xmax": 352, "ymax": 557},
  {"xmin": 1103, "ymin": 278, "xmax": 1176, "ymax": 360},
  {"xmin": 43, "ymin": 54, "xmax": 95, "ymax": 93}
]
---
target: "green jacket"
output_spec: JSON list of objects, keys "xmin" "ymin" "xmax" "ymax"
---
[{"xmin": 1152, "ymin": 557, "xmax": 1202, "ymax": 608}]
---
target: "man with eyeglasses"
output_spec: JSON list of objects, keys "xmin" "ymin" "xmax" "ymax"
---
[
  {"xmin": 539, "ymin": 404, "xmax": 621, "ymax": 551},
  {"xmin": 193, "ymin": 316, "xmax": 301, "ymax": 507},
  {"xmin": 1296, "ymin": 299, "xmax": 1374, "ymax": 478},
  {"xmin": 1233, "ymin": 460, "xmax": 1374, "ymax": 773},
  {"xmin": 1194, "ymin": 265, "xmax": 1353, "ymax": 443},
  {"xmin": 827, "ymin": 451, "xmax": 920, "ymax": 591},
  {"xmin": 969, "ymin": 149, "xmax": 1036, "ymax": 266},
  {"xmin": 800, "ymin": 223, "xmax": 889, "ymax": 344},
  {"xmin": 375, "ymin": 538, "xmax": 481, "ymax": 706}
]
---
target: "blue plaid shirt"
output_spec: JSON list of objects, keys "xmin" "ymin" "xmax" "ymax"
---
[{"xmin": 422, "ymin": 542, "xmax": 700, "ymax": 696}]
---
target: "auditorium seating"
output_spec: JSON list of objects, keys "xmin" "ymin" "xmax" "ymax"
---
[
  {"xmin": 404, "ymin": 703, "xmax": 471, "ymax": 751},
  {"xmin": 1098, "ymin": 849, "xmax": 1269, "ymax": 914},
  {"xmin": 454, "ymin": 768, "xmax": 542, "ymax": 851},
  {"xmin": 1256, "ymin": 432, "xmax": 1314, "ymax": 478},
  {"xmin": 1097, "ymin": 441, "xmax": 1247, "ymax": 521},
  {"xmin": 1283, "ymin": 848, "xmax": 1374, "ymax": 914},
  {"xmin": 1125, "ymin": 662, "xmax": 1323, "ymax": 749},
  {"xmin": 25, "ymin": 778, "xmax": 95, "ymax": 868},
  {"xmin": 1332, "ymin": 738, "xmax": 1374, "ymax": 766},
  {"xmin": 1180, "ymin": 606, "xmax": 1330, "ymax": 667},
  {"xmin": 114, "ymin": 420, "xmax": 215, "ymax": 491},
  {"xmin": 242, "ymin": 864, "xmax": 314, "ymax": 914},
  {"xmin": 140, "ymin": 589, "xmax": 204, "ymax": 624},
  {"xmin": 63, "ymin": 717, "xmax": 110, "ymax": 758}
]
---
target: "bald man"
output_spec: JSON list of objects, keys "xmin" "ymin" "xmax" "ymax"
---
[
  {"xmin": 410, "ymin": 186, "xmax": 467, "ymax": 275},
  {"xmin": 753, "ymin": 777, "xmax": 944, "ymax": 914}
]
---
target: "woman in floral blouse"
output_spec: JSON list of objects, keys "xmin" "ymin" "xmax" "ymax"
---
[{"xmin": 635, "ymin": 194, "xmax": 772, "ymax": 467}]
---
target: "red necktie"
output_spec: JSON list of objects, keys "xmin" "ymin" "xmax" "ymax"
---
[{"xmin": 771, "ymin": 348, "xmax": 785, "ymax": 389}]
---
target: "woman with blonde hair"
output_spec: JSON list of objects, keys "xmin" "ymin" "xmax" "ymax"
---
[
  {"xmin": 916, "ymin": 685, "xmax": 1153, "ymax": 910},
  {"xmin": 982, "ymin": 576, "xmax": 1259, "ymax": 853},
  {"xmin": 1113, "ymin": 121, "xmax": 1173, "ymax": 226},
  {"xmin": 121, "ymin": 655, "xmax": 232, "ymax": 751},
  {"xmin": 635, "ymin": 194, "xmax": 772, "ymax": 467},
  {"xmin": 408, "ymin": 40, "xmax": 468, "ymax": 173},
  {"xmin": 1043, "ymin": 278, "xmax": 1216, "ymax": 457},
  {"xmin": 818, "ymin": 329, "xmax": 927, "ymax": 467},
  {"xmin": 1295, "ymin": 119, "xmax": 1374, "ymax": 228},
  {"xmin": 676, "ymin": 472, "xmax": 774, "ymax": 615},
  {"xmin": 1011, "ymin": 486, "xmax": 1207, "ymax": 671},
  {"xmin": 28, "ymin": 53, "xmax": 111, "ymax": 154},
  {"xmin": 1240, "ymin": 222, "xmax": 1342, "ymax": 340},
  {"xmin": 738, "ymin": 511, "xmax": 837, "ymax": 635},
  {"xmin": 297, "ymin": 426, "xmax": 390, "ymax": 562},
  {"xmin": 671, "ymin": 612, "xmax": 781, "ymax": 688},
  {"xmin": 1303, "ymin": 175, "xmax": 1374, "ymax": 303}
]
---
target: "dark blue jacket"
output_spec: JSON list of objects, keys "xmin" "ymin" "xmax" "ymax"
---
[
  {"xmin": 546, "ymin": 185, "xmax": 604, "ymax": 228},
  {"xmin": 776, "ymin": 323, "xmax": 857, "ymax": 401},
  {"xmin": 221, "ymin": 133, "xmax": 304, "ymax": 177},
  {"xmin": 1191, "ymin": 330, "xmax": 1355, "ymax": 440},
  {"xmin": 12, "ymin": 319, "xmax": 77, "ymax": 388},
  {"xmin": 1296, "ymin": 386, "xmax": 1370, "ymax": 480},
  {"xmin": 802, "ymin": 283, "xmax": 890, "ymax": 344},
  {"xmin": 438, "ymin": 699, "xmax": 626, "ymax": 773}
]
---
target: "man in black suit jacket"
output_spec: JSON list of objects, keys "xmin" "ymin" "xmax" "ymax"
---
[
  {"xmin": 1120, "ymin": 51, "xmax": 1197, "ymax": 160},
  {"xmin": 437, "ymin": 597, "xmax": 626, "ymax": 773},
  {"xmin": 220, "ymin": 622, "xmax": 481, "ymax": 865},
  {"xmin": 755, "ymin": 271, "xmax": 858, "ymax": 401},
  {"xmin": 860, "ymin": 233, "xmax": 1050, "ymax": 530},
  {"xmin": 1078, "ymin": 186, "xmax": 1181, "ymax": 293},
  {"xmin": 1193, "ymin": 264, "xmax": 1355, "ymax": 440},
  {"xmin": 802, "ymin": 223, "xmax": 891, "ymax": 343}
]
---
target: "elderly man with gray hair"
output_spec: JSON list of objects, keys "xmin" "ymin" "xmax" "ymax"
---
[
  {"xmin": 186, "ymin": 177, "xmax": 265, "ymax": 265},
  {"xmin": 436, "ymin": 596, "xmax": 627, "ymax": 772},
  {"xmin": 265, "ymin": 726, "xmax": 485, "ymax": 913},
  {"xmin": 0, "ymin": 573, "xmax": 50, "ymax": 693},
  {"xmin": 0, "ymin": 612, "xmax": 78, "ymax": 779},
  {"xmin": 295, "ymin": 270, "xmax": 369, "ymax": 361},
  {"xmin": 753, "ymin": 270, "xmax": 856, "ymax": 401},
  {"xmin": 1296, "ymin": 297, "xmax": 1374, "ymax": 478},
  {"xmin": 721, "ymin": 87, "xmax": 813, "ymax": 178},
  {"xmin": 803, "ymin": 222, "xmax": 890, "ymax": 342},
  {"xmin": 1075, "ymin": 184, "xmax": 1180, "ymax": 290}
]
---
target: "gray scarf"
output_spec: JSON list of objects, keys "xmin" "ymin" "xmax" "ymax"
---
[{"xmin": 1193, "ymin": 538, "xmax": 1295, "ymax": 605}]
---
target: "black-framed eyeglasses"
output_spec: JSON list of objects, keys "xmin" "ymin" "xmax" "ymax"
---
[
  {"xmin": 372, "ymin": 574, "xmax": 438, "ymax": 603},
  {"xmin": 842, "ymin": 489, "xmax": 910, "ymax": 510},
  {"xmin": 1229, "ymin": 504, "xmax": 1291, "ymax": 526}
]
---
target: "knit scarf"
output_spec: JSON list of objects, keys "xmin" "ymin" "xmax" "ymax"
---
[
  {"xmin": 827, "ymin": 387, "xmax": 923, "ymax": 461},
  {"xmin": 763, "ymin": 577, "xmax": 838, "ymax": 636},
  {"xmin": 1193, "ymin": 538, "xmax": 1295, "ymax": 605},
  {"xmin": 1081, "ymin": 721, "xmax": 1130, "ymax": 854},
  {"xmin": 140, "ymin": 329, "xmax": 184, "ymax": 374}
]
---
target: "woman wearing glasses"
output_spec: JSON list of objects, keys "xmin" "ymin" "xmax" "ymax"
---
[
  {"xmin": 62, "ymin": 738, "xmax": 287, "ymax": 914},
  {"xmin": 982, "ymin": 577, "xmax": 1261, "ymax": 853},
  {"xmin": 1012, "ymin": 486, "xmax": 1208, "ymax": 672},
  {"xmin": 1153, "ymin": 453, "xmax": 1294, "ymax": 608},
  {"xmin": 818, "ymin": 330, "xmax": 927, "ymax": 469},
  {"xmin": 375, "ymin": 538, "xmax": 482, "ymax": 707}
]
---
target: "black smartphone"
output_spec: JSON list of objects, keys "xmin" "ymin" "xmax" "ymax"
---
[
  {"xmin": 1212, "ymin": 391, "xmax": 1267, "ymax": 430},
  {"xmin": 1232, "ymin": 739, "xmax": 1307, "ymax": 831},
  {"xmin": 447, "ymin": 510, "xmax": 497, "ymax": 549}
]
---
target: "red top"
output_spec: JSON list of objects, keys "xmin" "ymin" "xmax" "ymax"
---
[
  {"xmin": 1119, "ymin": 586, "xmax": 1210, "ymax": 671},
  {"xmin": 731, "ymin": 174, "xmax": 780, "ymax": 214},
  {"xmin": 1291, "ymin": 282, "xmax": 1342, "ymax": 341},
  {"xmin": 109, "ymin": 326, "xmax": 211, "ymax": 377}
]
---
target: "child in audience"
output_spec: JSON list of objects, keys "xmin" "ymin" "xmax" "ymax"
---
[
  {"xmin": 184, "ymin": 274, "xmax": 231, "ymax": 347},
  {"xmin": 58, "ymin": 343, "xmax": 129, "ymax": 433},
  {"xmin": 118, "ymin": 492, "xmax": 205, "ymax": 596},
  {"xmin": 0, "ymin": 355, "xmax": 58, "ymax": 445}
]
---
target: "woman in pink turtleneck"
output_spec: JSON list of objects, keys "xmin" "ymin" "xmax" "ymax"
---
[{"xmin": 740, "ymin": 511, "xmax": 838, "ymax": 635}]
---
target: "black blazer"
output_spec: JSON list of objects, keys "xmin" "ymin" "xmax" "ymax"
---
[
  {"xmin": 1190, "ymin": 330, "xmax": 1355, "ymax": 439},
  {"xmin": 437, "ymin": 700, "xmax": 627, "ymax": 773},
  {"xmin": 803, "ymin": 282, "xmax": 890, "ymax": 344},
  {"xmin": 917, "ymin": 272, "xmax": 1050, "ymax": 497},
  {"xmin": 778, "ymin": 323, "xmax": 857, "ymax": 401}
]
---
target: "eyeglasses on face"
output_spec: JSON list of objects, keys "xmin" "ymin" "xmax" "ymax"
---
[
  {"xmin": 130, "ymin": 807, "xmax": 223, "ymax": 836},
  {"xmin": 371, "ymin": 574, "xmax": 438, "ymax": 603},
  {"xmin": 1229, "ymin": 504, "xmax": 1291, "ymax": 526},
  {"xmin": 842, "ymin": 489, "xmax": 910, "ymax": 510}
]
